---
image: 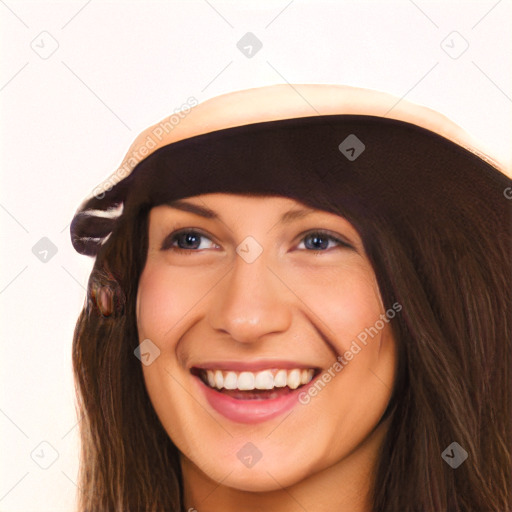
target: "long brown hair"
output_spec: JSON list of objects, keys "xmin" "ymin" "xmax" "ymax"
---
[
  {"xmin": 72, "ymin": 202, "xmax": 183, "ymax": 511},
  {"xmin": 71, "ymin": 117, "xmax": 512, "ymax": 511}
]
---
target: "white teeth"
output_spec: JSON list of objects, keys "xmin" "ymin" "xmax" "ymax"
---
[
  {"xmin": 301, "ymin": 369, "xmax": 314, "ymax": 385},
  {"xmin": 223, "ymin": 371, "xmax": 238, "ymax": 389},
  {"xmin": 287, "ymin": 369, "xmax": 301, "ymax": 389},
  {"xmin": 274, "ymin": 369, "xmax": 287, "ymax": 387},
  {"xmin": 201, "ymin": 367, "xmax": 316, "ymax": 391},
  {"xmin": 254, "ymin": 370, "xmax": 274, "ymax": 390},
  {"xmin": 237, "ymin": 372, "xmax": 255, "ymax": 390},
  {"xmin": 214, "ymin": 370, "xmax": 223, "ymax": 389}
]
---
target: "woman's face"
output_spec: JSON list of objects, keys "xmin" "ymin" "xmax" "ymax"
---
[{"xmin": 136, "ymin": 193, "xmax": 397, "ymax": 492}]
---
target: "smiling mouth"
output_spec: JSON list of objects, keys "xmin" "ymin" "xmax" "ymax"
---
[{"xmin": 190, "ymin": 367, "xmax": 321, "ymax": 400}]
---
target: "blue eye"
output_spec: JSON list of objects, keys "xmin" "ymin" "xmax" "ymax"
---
[
  {"xmin": 160, "ymin": 229, "xmax": 352, "ymax": 253},
  {"xmin": 160, "ymin": 229, "xmax": 218, "ymax": 253},
  {"xmin": 297, "ymin": 230, "xmax": 352, "ymax": 251}
]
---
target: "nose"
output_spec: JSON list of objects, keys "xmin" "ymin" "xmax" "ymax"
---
[{"xmin": 207, "ymin": 250, "xmax": 292, "ymax": 345}]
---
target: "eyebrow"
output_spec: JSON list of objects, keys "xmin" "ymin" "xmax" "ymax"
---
[{"xmin": 165, "ymin": 199, "xmax": 316, "ymax": 224}]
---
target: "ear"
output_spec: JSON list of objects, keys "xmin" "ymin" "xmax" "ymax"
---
[
  {"xmin": 96, "ymin": 285, "xmax": 115, "ymax": 317},
  {"xmin": 88, "ymin": 267, "xmax": 125, "ymax": 318}
]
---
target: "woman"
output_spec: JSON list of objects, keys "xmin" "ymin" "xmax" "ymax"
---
[{"xmin": 70, "ymin": 84, "xmax": 512, "ymax": 511}]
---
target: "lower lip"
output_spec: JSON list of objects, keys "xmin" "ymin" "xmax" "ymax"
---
[{"xmin": 192, "ymin": 374, "xmax": 314, "ymax": 424}]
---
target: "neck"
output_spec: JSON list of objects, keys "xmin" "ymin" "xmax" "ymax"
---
[{"xmin": 180, "ymin": 415, "xmax": 391, "ymax": 512}]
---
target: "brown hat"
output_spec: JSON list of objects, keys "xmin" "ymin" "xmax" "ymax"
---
[{"xmin": 70, "ymin": 83, "xmax": 511, "ymax": 256}]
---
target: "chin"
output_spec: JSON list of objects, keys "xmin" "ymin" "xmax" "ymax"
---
[{"xmin": 196, "ymin": 448, "xmax": 320, "ymax": 493}]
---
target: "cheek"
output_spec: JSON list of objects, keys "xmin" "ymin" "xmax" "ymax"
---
[
  {"xmin": 297, "ymin": 268, "xmax": 395, "ymax": 459},
  {"xmin": 136, "ymin": 260, "xmax": 225, "ymax": 346},
  {"xmin": 336, "ymin": 274, "xmax": 390, "ymax": 370},
  {"xmin": 299, "ymin": 263, "xmax": 383, "ymax": 348},
  {"xmin": 296, "ymin": 263, "xmax": 392, "ymax": 405},
  {"xmin": 136, "ymin": 265, "xmax": 184, "ymax": 341}
]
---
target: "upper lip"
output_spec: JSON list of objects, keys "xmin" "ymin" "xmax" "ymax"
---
[{"xmin": 190, "ymin": 359, "xmax": 322, "ymax": 372}]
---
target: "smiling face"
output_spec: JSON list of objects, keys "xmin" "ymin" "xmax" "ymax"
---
[{"xmin": 136, "ymin": 193, "xmax": 397, "ymax": 494}]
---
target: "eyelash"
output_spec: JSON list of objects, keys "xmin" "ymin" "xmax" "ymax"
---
[{"xmin": 160, "ymin": 229, "xmax": 352, "ymax": 254}]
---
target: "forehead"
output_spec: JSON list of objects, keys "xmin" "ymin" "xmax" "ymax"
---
[
  {"xmin": 151, "ymin": 193, "xmax": 332, "ymax": 217},
  {"xmin": 174, "ymin": 193, "xmax": 309, "ymax": 210},
  {"xmin": 148, "ymin": 193, "xmax": 362, "ymax": 237}
]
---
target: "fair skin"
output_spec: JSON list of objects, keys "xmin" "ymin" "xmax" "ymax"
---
[{"xmin": 136, "ymin": 193, "xmax": 397, "ymax": 512}]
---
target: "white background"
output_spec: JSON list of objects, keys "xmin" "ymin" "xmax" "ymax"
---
[{"xmin": 1, "ymin": 1, "xmax": 511, "ymax": 510}]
